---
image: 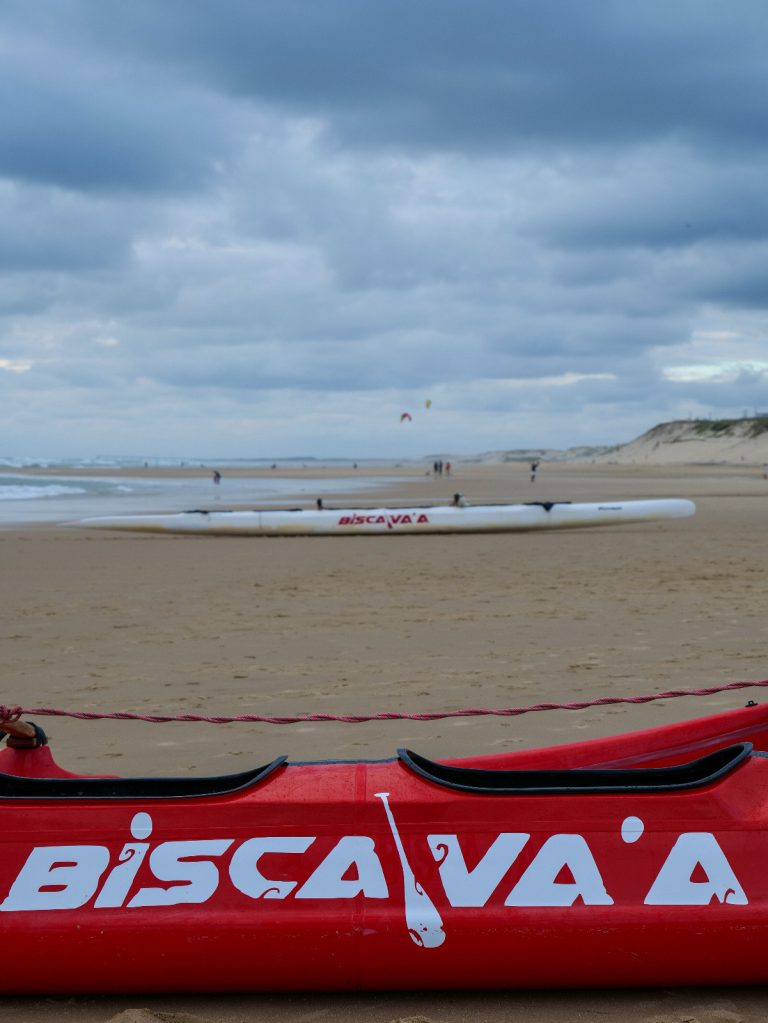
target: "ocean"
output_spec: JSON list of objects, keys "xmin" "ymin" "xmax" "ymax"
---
[{"xmin": 0, "ymin": 456, "xmax": 407, "ymax": 528}]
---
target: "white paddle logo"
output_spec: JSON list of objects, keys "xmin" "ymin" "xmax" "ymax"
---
[{"xmin": 375, "ymin": 791, "xmax": 445, "ymax": 947}]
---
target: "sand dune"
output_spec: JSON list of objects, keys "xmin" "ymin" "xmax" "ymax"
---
[{"xmin": 586, "ymin": 419, "xmax": 768, "ymax": 467}]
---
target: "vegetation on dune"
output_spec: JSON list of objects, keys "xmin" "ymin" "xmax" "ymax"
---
[
  {"xmin": 745, "ymin": 418, "xmax": 768, "ymax": 438},
  {"xmin": 692, "ymin": 417, "xmax": 768, "ymax": 438},
  {"xmin": 693, "ymin": 419, "xmax": 742, "ymax": 436}
]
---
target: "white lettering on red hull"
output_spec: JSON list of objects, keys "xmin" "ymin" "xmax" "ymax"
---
[
  {"xmin": 428, "ymin": 833, "xmax": 529, "ymax": 907},
  {"xmin": 0, "ymin": 807, "xmax": 749, "ymax": 951},
  {"xmin": 644, "ymin": 833, "xmax": 747, "ymax": 905}
]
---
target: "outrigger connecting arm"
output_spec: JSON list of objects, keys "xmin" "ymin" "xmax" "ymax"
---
[{"xmin": 0, "ymin": 717, "xmax": 46, "ymax": 749}]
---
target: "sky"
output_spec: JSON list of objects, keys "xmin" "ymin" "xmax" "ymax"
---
[{"xmin": 2, "ymin": 0, "xmax": 768, "ymax": 460}]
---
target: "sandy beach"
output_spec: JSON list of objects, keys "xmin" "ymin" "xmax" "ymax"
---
[{"xmin": 3, "ymin": 459, "xmax": 768, "ymax": 1022}]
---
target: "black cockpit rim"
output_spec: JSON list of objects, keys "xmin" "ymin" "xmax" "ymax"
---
[
  {"xmin": 0, "ymin": 755, "xmax": 287, "ymax": 800},
  {"xmin": 397, "ymin": 742, "xmax": 752, "ymax": 794}
]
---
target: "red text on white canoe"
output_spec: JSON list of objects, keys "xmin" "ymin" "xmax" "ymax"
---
[{"xmin": 337, "ymin": 513, "xmax": 430, "ymax": 528}]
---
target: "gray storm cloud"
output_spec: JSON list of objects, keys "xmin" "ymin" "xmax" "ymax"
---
[{"xmin": 1, "ymin": 0, "xmax": 767, "ymax": 457}]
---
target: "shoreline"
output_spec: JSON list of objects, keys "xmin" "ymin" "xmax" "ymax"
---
[
  {"xmin": 8, "ymin": 456, "xmax": 768, "ymax": 477},
  {"xmin": 3, "ymin": 460, "xmax": 766, "ymax": 533},
  {"xmin": 3, "ymin": 459, "xmax": 767, "ymax": 530}
]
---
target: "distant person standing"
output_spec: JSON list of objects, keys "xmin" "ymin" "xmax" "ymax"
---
[
  {"xmin": 212, "ymin": 470, "xmax": 221, "ymax": 486},
  {"xmin": 529, "ymin": 460, "xmax": 540, "ymax": 483}
]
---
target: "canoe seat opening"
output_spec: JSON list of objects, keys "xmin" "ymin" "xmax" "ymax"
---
[
  {"xmin": 397, "ymin": 743, "xmax": 752, "ymax": 794},
  {"xmin": 524, "ymin": 501, "xmax": 573, "ymax": 511},
  {"xmin": 0, "ymin": 756, "xmax": 287, "ymax": 800}
]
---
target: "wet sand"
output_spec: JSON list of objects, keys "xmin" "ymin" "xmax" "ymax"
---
[{"xmin": 3, "ymin": 461, "xmax": 768, "ymax": 1021}]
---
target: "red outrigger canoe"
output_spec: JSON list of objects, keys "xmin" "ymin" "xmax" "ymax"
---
[{"xmin": 2, "ymin": 701, "xmax": 768, "ymax": 993}]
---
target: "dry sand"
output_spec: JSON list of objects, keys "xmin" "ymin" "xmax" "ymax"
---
[{"xmin": 3, "ymin": 460, "xmax": 768, "ymax": 1021}]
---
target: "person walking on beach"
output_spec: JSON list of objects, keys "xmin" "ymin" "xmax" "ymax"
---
[
  {"xmin": 212, "ymin": 470, "xmax": 221, "ymax": 485},
  {"xmin": 529, "ymin": 460, "xmax": 540, "ymax": 483}
]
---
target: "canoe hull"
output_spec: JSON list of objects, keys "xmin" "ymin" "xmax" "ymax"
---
[
  {"xmin": 2, "ymin": 703, "xmax": 768, "ymax": 992},
  {"xmin": 6, "ymin": 912, "xmax": 768, "ymax": 993},
  {"xmin": 75, "ymin": 498, "xmax": 696, "ymax": 536}
]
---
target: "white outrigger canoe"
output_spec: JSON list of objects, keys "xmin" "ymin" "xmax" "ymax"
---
[{"xmin": 74, "ymin": 498, "xmax": 695, "ymax": 536}]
